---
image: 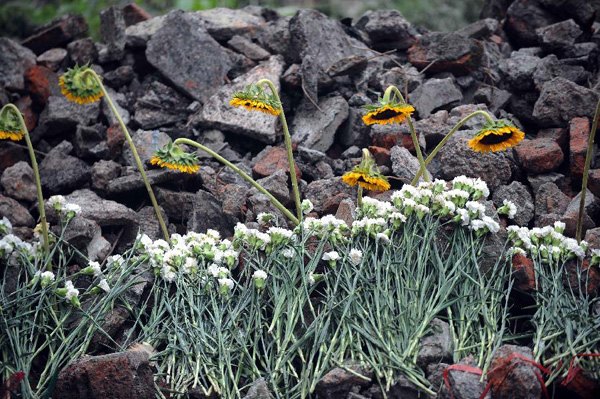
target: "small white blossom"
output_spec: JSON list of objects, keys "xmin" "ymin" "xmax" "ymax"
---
[
  {"xmin": 0, "ymin": 217, "xmax": 12, "ymax": 235},
  {"xmin": 322, "ymin": 251, "xmax": 340, "ymax": 262},
  {"xmin": 349, "ymin": 248, "xmax": 363, "ymax": 266},
  {"xmin": 301, "ymin": 199, "xmax": 314, "ymax": 215},
  {"xmin": 48, "ymin": 195, "xmax": 65, "ymax": 210},
  {"xmin": 98, "ymin": 278, "xmax": 110, "ymax": 293},
  {"xmin": 64, "ymin": 281, "xmax": 79, "ymax": 301}
]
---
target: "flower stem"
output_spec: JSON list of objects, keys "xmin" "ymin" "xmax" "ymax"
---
[
  {"xmin": 1, "ymin": 104, "xmax": 50, "ymax": 259},
  {"xmin": 82, "ymin": 69, "xmax": 170, "ymax": 242},
  {"xmin": 576, "ymin": 99, "xmax": 600, "ymax": 242},
  {"xmin": 256, "ymin": 78, "xmax": 302, "ymax": 221},
  {"xmin": 411, "ymin": 110, "xmax": 495, "ymax": 185},
  {"xmin": 173, "ymin": 138, "xmax": 299, "ymax": 226},
  {"xmin": 382, "ymin": 85, "xmax": 429, "ymax": 184}
]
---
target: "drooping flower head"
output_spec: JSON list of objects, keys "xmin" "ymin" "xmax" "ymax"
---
[
  {"xmin": 59, "ymin": 65, "xmax": 104, "ymax": 104},
  {"xmin": 230, "ymin": 84, "xmax": 281, "ymax": 116},
  {"xmin": 468, "ymin": 119, "xmax": 525, "ymax": 153},
  {"xmin": 0, "ymin": 105, "xmax": 25, "ymax": 141},
  {"xmin": 362, "ymin": 97, "xmax": 415, "ymax": 126},
  {"xmin": 342, "ymin": 149, "xmax": 390, "ymax": 192},
  {"xmin": 151, "ymin": 141, "xmax": 200, "ymax": 174}
]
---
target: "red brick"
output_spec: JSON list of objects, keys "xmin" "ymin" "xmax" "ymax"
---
[
  {"xmin": 514, "ymin": 138, "xmax": 564, "ymax": 174},
  {"xmin": 569, "ymin": 117, "xmax": 591, "ymax": 179},
  {"xmin": 14, "ymin": 96, "xmax": 37, "ymax": 132},
  {"xmin": 25, "ymin": 65, "xmax": 59, "ymax": 107},
  {"xmin": 512, "ymin": 254, "xmax": 536, "ymax": 292},
  {"xmin": 106, "ymin": 125, "xmax": 126, "ymax": 157},
  {"xmin": 122, "ymin": 4, "xmax": 152, "ymax": 26},
  {"xmin": 252, "ymin": 146, "xmax": 301, "ymax": 179},
  {"xmin": 368, "ymin": 146, "xmax": 391, "ymax": 167}
]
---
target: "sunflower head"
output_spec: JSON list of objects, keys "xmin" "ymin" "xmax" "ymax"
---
[
  {"xmin": 59, "ymin": 65, "xmax": 104, "ymax": 105},
  {"xmin": 0, "ymin": 105, "xmax": 26, "ymax": 141},
  {"xmin": 468, "ymin": 119, "xmax": 525, "ymax": 153},
  {"xmin": 229, "ymin": 84, "xmax": 281, "ymax": 116},
  {"xmin": 150, "ymin": 142, "xmax": 200, "ymax": 174},
  {"xmin": 341, "ymin": 149, "xmax": 390, "ymax": 192},
  {"xmin": 362, "ymin": 98, "xmax": 415, "ymax": 126}
]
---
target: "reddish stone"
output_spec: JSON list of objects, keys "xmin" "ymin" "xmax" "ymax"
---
[
  {"xmin": 252, "ymin": 146, "xmax": 301, "ymax": 179},
  {"xmin": 514, "ymin": 138, "xmax": 564, "ymax": 174},
  {"xmin": 489, "ymin": 345, "xmax": 543, "ymax": 399},
  {"xmin": 561, "ymin": 367, "xmax": 600, "ymax": 399},
  {"xmin": 22, "ymin": 14, "xmax": 88, "ymax": 55},
  {"xmin": 371, "ymin": 131, "xmax": 398, "ymax": 149},
  {"xmin": 537, "ymin": 127, "xmax": 567, "ymax": 148},
  {"xmin": 368, "ymin": 146, "xmax": 391, "ymax": 167},
  {"xmin": 0, "ymin": 146, "xmax": 28, "ymax": 175},
  {"xmin": 512, "ymin": 254, "xmax": 536, "ymax": 292},
  {"xmin": 14, "ymin": 96, "xmax": 37, "ymax": 132},
  {"xmin": 122, "ymin": 3, "xmax": 152, "ymax": 26},
  {"xmin": 25, "ymin": 65, "xmax": 59, "ymax": 107},
  {"xmin": 106, "ymin": 125, "xmax": 126, "ymax": 157},
  {"xmin": 565, "ymin": 259, "xmax": 600, "ymax": 297},
  {"xmin": 588, "ymin": 169, "xmax": 600, "ymax": 198},
  {"xmin": 569, "ymin": 117, "xmax": 591, "ymax": 179}
]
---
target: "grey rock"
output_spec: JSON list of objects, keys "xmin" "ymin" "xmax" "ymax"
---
[
  {"xmin": 37, "ymin": 48, "xmax": 67, "ymax": 71},
  {"xmin": 493, "ymin": 181, "xmax": 534, "ymax": 226},
  {"xmin": 136, "ymin": 205, "xmax": 170, "ymax": 241},
  {"xmin": 51, "ymin": 215, "xmax": 99, "ymax": 253},
  {"xmin": 217, "ymin": 183, "xmax": 248, "ymax": 221},
  {"xmin": 341, "ymin": 146, "xmax": 362, "ymax": 159},
  {"xmin": 196, "ymin": 8, "xmax": 265, "ymax": 41},
  {"xmin": 354, "ymin": 10, "xmax": 418, "ymax": 51},
  {"xmin": 391, "ymin": 146, "xmax": 429, "ymax": 184},
  {"xmin": 562, "ymin": 189, "xmax": 599, "ymax": 237},
  {"xmin": 133, "ymin": 81, "xmax": 191, "ymax": 129},
  {"xmin": 22, "ymin": 14, "xmax": 88, "ymax": 54},
  {"xmin": 107, "ymin": 168, "xmax": 200, "ymax": 194},
  {"xmin": 473, "ymin": 86, "xmax": 511, "ymax": 114},
  {"xmin": 1, "ymin": 161, "xmax": 37, "ymax": 202},
  {"xmin": 536, "ymin": 19, "xmax": 582, "ymax": 52},
  {"xmin": 39, "ymin": 141, "xmax": 91, "ymax": 194},
  {"xmin": 534, "ymin": 183, "xmax": 571, "ymax": 226},
  {"xmin": 407, "ymin": 32, "xmax": 484, "ymax": 75},
  {"xmin": 411, "ymin": 78, "xmax": 463, "ymax": 118},
  {"xmin": 533, "ymin": 78, "xmax": 599, "ymax": 127},
  {"xmin": 102, "ymin": 87, "xmax": 130, "ymax": 126},
  {"xmin": 303, "ymin": 177, "xmax": 356, "ymax": 215},
  {"xmin": 228, "ymin": 35, "xmax": 271, "ymax": 61},
  {"xmin": 246, "ymin": 192, "xmax": 291, "ymax": 226},
  {"xmin": 104, "ymin": 66, "xmax": 135, "ymax": 88},
  {"xmin": 315, "ymin": 362, "xmax": 373, "ymax": 399},
  {"xmin": 252, "ymin": 170, "xmax": 290, "ymax": 205},
  {"xmin": 397, "ymin": 110, "xmax": 450, "ymax": 149},
  {"xmin": 201, "ymin": 56, "xmax": 284, "ymax": 143},
  {"xmin": 74, "ymin": 124, "xmax": 109, "ymax": 160},
  {"xmin": 436, "ymin": 131, "xmax": 512, "ymax": 190},
  {"xmin": 122, "ymin": 129, "xmax": 171, "ymax": 167},
  {"xmin": 0, "ymin": 195, "xmax": 35, "ymax": 227},
  {"xmin": 65, "ymin": 189, "xmax": 139, "ymax": 228},
  {"xmin": 448, "ymin": 104, "xmax": 494, "ymax": 130},
  {"xmin": 291, "ymin": 96, "xmax": 349, "ymax": 152},
  {"xmin": 100, "ymin": 6, "xmax": 126, "ymax": 62},
  {"xmin": 67, "ymin": 38, "xmax": 98, "ymax": 65},
  {"xmin": 499, "ymin": 52, "xmax": 540, "ymax": 92},
  {"xmin": 335, "ymin": 198, "xmax": 356, "ymax": 227},
  {"xmin": 242, "ymin": 378, "xmax": 274, "ymax": 399},
  {"xmin": 584, "ymin": 227, "xmax": 600, "ymax": 249},
  {"xmin": 505, "ymin": 0, "xmax": 557, "ymax": 47},
  {"xmin": 456, "ymin": 18, "xmax": 499, "ymax": 39},
  {"xmin": 256, "ymin": 17, "xmax": 290, "ymax": 56},
  {"xmin": 146, "ymin": 10, "xmax": 232, "ymax": 103},
  {"xmin": 442, "ymin": 357, "xmax": 490, "ymax": 399},
  {"xmin": 417, "ymin": 318, "xmax": 453, "ymax": 368},
  {"xmin": 53, "ymin": 347, "xmax": 155, "ymax": 399},
  {"xmin": 532, "ymin": 55, "xmax": 590, "ymax": 91},
  {"xmin": 86, "ymin": 231, "xmax": 111, "ymax": 262},
  {"xmin": 0, "ymin": 38, "xmax": 36, "ymax": 90},
  {"xmin": 489, "ymin": 345, "xmax": 542, "ymax": 399},
  {"xmin": 338, "ymin": 106, "xmax": 371, "ymax": 148},
  {"xmin": 92, "ymin": 160, "xmax": 122, "ymax": 192},
  {"xmin": 39, "ymin": 95, "xmax": 100, "ymax": 132},
  {"xmin": 125, "ymin": 15, "xmax": 166, "ymax": 48},
  {"xmin": 527, "ymin": 173, "xmax": 568, "ymax": 193},
  {"xmin": 372, "ymin": 65, "xmax": 423, "ymax": 94}
]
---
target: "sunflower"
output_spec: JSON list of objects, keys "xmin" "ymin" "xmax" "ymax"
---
[
  {"xmin": 341, "ymin": 149, "xmax": 391, "ymax": 192},
  {"xmin": 151, "ymin": 142, "xmax": 200, "ymax": 174},
  {"xmin": 229, "ymin": 84, "xmax": 281, "ymax": 116},
  {"xmin": 468, "ymin": 120, "xmax": 525, "ymax": 153},
  {"xmin": 362, "ymin": 103, "xmax": 415, "ymax": 126},
  {"xmin": 59, "ymin": 66, "xmax": 104, "ymax": 105},
  {"xmin": 0, "ymin": 109, "xmax": 25, "ymax": 141}
]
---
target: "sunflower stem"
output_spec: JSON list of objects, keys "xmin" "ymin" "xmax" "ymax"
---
[
  {"xmin": 173, "ymin": 138, "xmax": 299, "ymax": 226},
  {"xmin": 383, "ymin": 85, "xmax": 429, "ymax": 184},
  {"xmin": 256, "ymin": 78, "xmax": 302, "ymax": 222},
  {"xmin": 357, "ymin": 186, "xmax": 363, "ymax": 209},
  {"xmin": 81, "ymin": 69, "xmax": 170, "ymax": 243},
  {"xmin": 0, "ymin": 104, "xmax": 50, "ymax": 259},
  {"xmin": 411, "ymin": 110, "xmax": 495, "ymax": 185},
  {"xmin": 576, "ymin": 98, "xmax": 600, "ymax": 242}
]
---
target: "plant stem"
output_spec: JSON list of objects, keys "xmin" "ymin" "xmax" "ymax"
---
[
  {"xmin": 382, "ymin": 85, "xmax": 429, "ymax": 183},
  {"xmin": 576, "ymin": 99, "xmax": 600, "ymax": 242},
  {"xmin": 1, "ymin": 104, "xmax": 50, "ymax": 258},
  {"xmin": 256, "ymin": 78, "xmax": 302, "ymax": 221},
  {"xmin": 82, "ymin": 69, "xmax": 170, "ymax": 242},
  {"xmin": 174, "ymin": 138, "xmax": 299, "ymax": 226},
  {"xmin": 411, "ymin": 110, "xmax": 495, "ymax": 185}
]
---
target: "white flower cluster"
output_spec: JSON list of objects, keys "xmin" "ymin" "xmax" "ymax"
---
[
  {"xmin": 498, "ymin": 199, "xmax": 517, "ymax": 219},
  {"xmin": 507, "ymin": 221, "xmax": 588, "ymax": 263},
  {"xmin": 301, "ymin": 215, "xmax": 349, "ymax": 244},
  {"xmin": 0, "ymin": 216, "xmax": 12, "ymax": 235},
  {"xmin": 137, "ymin": 230, "xmax": 239, "ymax": 285},
  {"xmin": 0, "ymin": 233, "xmax": 33, "ymax": 258},
  {"xmin": 353, "ymin": 176, "xmax": 499, "ymax": 238},
  {"xmin": 48, "ymin": 195, "xmax": 81, "ymax": 220}
]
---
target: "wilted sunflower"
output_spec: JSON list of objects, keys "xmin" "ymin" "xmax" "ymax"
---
[
  {"xmin": 468, "ymin": 119, "xmax": 525, "ymax": 153},
  {"xmin": 362, "ymin": 101, "xmax": 415, "ymax": 126},
  {"xmin": 0, "ymin": 108, "xmax": 25, "ymax": 141},
  {"xmin": 59, "ymin": 66, "xmax": 104, "ymax": 104},
  {"xmin": 151, "ymin": 142, "xmax": 200, "ymax": 174},
  {"xmin": 229, "ymin": 84, "xmax": 281, "ymax": 116},
  {"xmin": 342, "ymin": 149, "xmax": 390, "ymax": 192}
]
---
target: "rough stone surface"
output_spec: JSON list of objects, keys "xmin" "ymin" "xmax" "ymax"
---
[
  {"xmin": 315, "ymin": 362, "xmax": 373, "ymax": 399},
  {"xmin": 0, "ymin": 195, "xmax": 35, "ymax": 227},
  {"xmin": 39, "ymin": 141, "xmax": 92, "ymax": 194},
  {"xmin": 291, "ymin": 96, "xmax": 349, "ymax": 152},
  {"xmin": 442, "ymin": 357, "xmax": 490, "ymax": 399},
  {"xmin": 492, "ymin": 181, "xmax": 534, "ymax": 226},
  {"xmin": 252, "ymin": 146, "xmax": 301, "ymax": 179},
  {"xmin": 133, "ymin": 81, "xmax": 191, "ymax": 129},
  {"xmin": 100, "ymin": 6, "xmax": 126, "ymax": 62},
  {"xmin": 39, "ymin": 95, "xmax": 100, "ymax": 132},
  {"xmin": 242, "ymin": 378, "xmax": 274, "ymax": 399},
  {"xmin": 228, "ymin": 35, "xmax": 271, "ymax": 61},
  {"xmin": 122, "ymin": 129, "xmax": 172, "ymax": 167},
  {"xmin": 536, "ymin": 19, "xmax": 582, "ymax": 52},
  {"xmin": 125, "ymin": 15, "xmax": 165, "ymax": 47},
  {"xmin": 201, "ymin": 56, "xmax": 284, "ymax": 143},
  {"xmin": 408, "ymin": 32, "xmax": 484, "ymax": 75},
  {"xmin": 0, "ymin": 38, "xmax": 37, "ymax": 91},
  {"xmin": 534, "ymin": 182, "xmax": 571, "ymax": 226},
  {"xmin": 303, "ymin": 177, "xmax": 356, "ymax": 215},
  {"xmin": 67, "ymin": 38, "xmax": 98, "ymax": 65},
  {"xmin": 187, "ymin": 190, "xmax": 234, "ymax": 237},
  {"xmin": 64, "ymin": 189, "xmax": 139, "ymax": 228},
  {"xmin": 488, "ymin": 345, "xmax": 542, "ymax": 399},
  {"xmin": 391, "ymin": 146, "xmax": 428, "ymax": 184},
  {"xmin": 74, "ymin": 124, "xmax": 109, "ymax": 160},
  {"xmin": 499, "ymin": 52, "xmax": 540, "ymax": 92},
  {"xmin": 410, "ymin": 78, "xmax": 463, "ymax": 118},
  {"xmin": 505, "ymin": 0, "xmax": 557, "ymax": 47},
  {"xmin": 53, "ymin": 347, "xmax": 155, "ymax": 399},
  {"xmin": 146, "ymin": 10, "xmax": 233, "ymax": 102},
  {"xmin": 196, "ymin": 8, "xmax": 265, "ymax": 41},
  {"xmin": 532, "ymin": 55, "xmax": 589, "ymax": 91},
  {"xmin": 569, "ymin": 117, "xmax": 591, "ymax": 179},
  {"xmin": 37, "ymin": 48, "xmax": 67, "ymax": 71},
  {"xmin": 22, "ymin": 14, "xmax": 88, "ymax": 54},
  {"xmin": 533, "ymin": 78, "xmax": 599, "ymax": 128},
  {"xmin": 1, "ymin": 161, "xmax": 37, "ymax": 203},
  {"xmin": 417, "ymin": 318, "xmax": 453, "ymax": 368},
  {"xmin": 92, "ymin": 160, "xmax": 122, "ymax": 192},
  {"xmin": 354, "ymin": 10, "xmax": 418, "ymax": 51},
  {"xmin": 252, "ymin": 170, "xmax": 290, "ymax": 205},
  {"xmin": 514, "ymin": 139, "xmax": 564, "ymax": 175},
  {"xmin": 562, "ymin": 190, "xmax": 599, "ymax": 237}
]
